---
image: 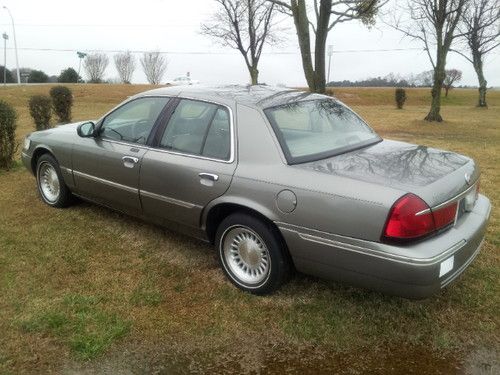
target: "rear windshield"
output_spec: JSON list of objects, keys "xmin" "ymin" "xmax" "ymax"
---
[{"xmin": 264, "ymin": 99, "xmax": 381, "ymax": 164}]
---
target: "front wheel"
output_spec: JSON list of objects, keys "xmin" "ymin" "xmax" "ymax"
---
[
  {"xmin": 216, "ymin": 213, "xmax": 291, "ymax": 295},
  {"xmin": 36, "ymin": 154, "xmax": 73, "ymax": 208}
]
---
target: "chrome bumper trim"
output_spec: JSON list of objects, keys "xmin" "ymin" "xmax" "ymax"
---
[{"xmin": 277, "ymin": 222, "xmax": 466, "ymax": 266}]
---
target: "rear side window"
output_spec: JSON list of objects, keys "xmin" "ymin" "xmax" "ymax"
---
[{"xmin": 159, "ymin": 99, "xmax": 231, "ymax": 161}]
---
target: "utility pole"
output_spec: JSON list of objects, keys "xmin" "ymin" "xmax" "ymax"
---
[
  {"xmin": 2, "ymin": 32, "xmax": 7, "ymax": 86},
  {"xmin": 77, "ymin": 51, "xmax": 87, "ymax": 82},
  {"xmin": 2, "ymin": 6, "xmax": 20, "ymax": 85},
  {"xmin": 327, "ymin": 45, "xmax": 333, "ymax": 84}
]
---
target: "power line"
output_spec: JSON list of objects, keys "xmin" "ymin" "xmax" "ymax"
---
[
  {"xmin": 5, "ymin": 47, "xmax": 426, "ymax": 55},
  {"xmin": 0, "ymin": 23, "xmax": 200, "ymax": 28}
]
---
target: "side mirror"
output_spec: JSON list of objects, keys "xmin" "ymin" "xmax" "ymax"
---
[{"xmin": 77, "ymin": 122, "xmax": 96, "ymax": 138}]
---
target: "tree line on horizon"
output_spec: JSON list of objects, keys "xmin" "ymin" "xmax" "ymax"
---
[
  {"xmin": 327, "ymin": 70, "xmax": 467, "ymax": 93},
  {"xmin": 0, "ymin": 50, "xmax": 169, "ymax": 86}
]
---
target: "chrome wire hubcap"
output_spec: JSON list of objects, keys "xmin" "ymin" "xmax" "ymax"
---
[
  {"xmin": 39, "ymin": 162, "xmax": 60, "ymax": 203},
  {"xmin": 223, "ymin": 226, "xmax": 270, "ymax": 285}
]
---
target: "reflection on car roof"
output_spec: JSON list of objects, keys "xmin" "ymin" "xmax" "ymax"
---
[{"xmin": 137, "ymin": 85, "xmax": 328, "ymax": 109}]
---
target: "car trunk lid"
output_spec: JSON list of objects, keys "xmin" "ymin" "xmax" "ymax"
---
[{"xmin": 298, "ymin": 139, "xmax": 478, "ymax": 207}]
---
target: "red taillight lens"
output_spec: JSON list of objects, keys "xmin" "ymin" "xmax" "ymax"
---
[
  {"xmin": 383, "ymin": 194, "xmax": 435, "ymax": 240},
  {"xmin": 383, "ymin": 194, "xmax": 459, "ymax": 242},
  {"xmin": 432, "ymin": 202, "xmax": 458, "ymax": 230}
]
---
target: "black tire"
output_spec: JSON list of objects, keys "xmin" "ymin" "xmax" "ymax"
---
[
  {"xmin": 36, "ymin": 154, "xmax": 73, "ymax": 208},
  {"xmin": 215, "ymin": 212, "xmax": 291, "ymax": 295}
]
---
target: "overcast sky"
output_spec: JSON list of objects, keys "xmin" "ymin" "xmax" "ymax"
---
[{"xmin": 1, "ymin": 0, "xmax": 499, "ymax": 86}]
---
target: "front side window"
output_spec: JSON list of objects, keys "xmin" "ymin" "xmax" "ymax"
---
[
  {"xmin": 264, "ymin": 99, "xmax": 381, "ymax": 164},
  {"xmin": 100, "ymin": 97, "xmax": 170, "ymax": 145},
  {"xmin": 159, "ymin": 99, "xmax": 231, "ymax": 160}
]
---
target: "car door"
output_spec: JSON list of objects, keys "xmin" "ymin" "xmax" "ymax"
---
[
  {"xmin": 72, "ymin": 96, "xmax": 171, "ymax": 215},
  {"xmin": 139, "ymin": 98, "xmax": 236, "ymax": 234}
]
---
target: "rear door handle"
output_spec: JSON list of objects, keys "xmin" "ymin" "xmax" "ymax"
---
[
  {"xmin": 122, "ymin": 156, "xmax": 139, "ymax": 168},
  {"xmin": 199, "ymin": 173, "xmax": 219, "ymax": 181}
]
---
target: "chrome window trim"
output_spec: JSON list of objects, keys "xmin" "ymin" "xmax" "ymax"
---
[
  {"xmin": 145, "ymin": 145, "xmax": 234, "ymax": 164},
  {"xmin": 73, "ymin": 170, "xmax": 138, "ymax": 194}
]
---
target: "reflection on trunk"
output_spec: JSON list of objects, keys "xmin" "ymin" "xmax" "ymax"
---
[{"xmin": 303, "ymin": 141, "xmax": 469, "ymax": 187}]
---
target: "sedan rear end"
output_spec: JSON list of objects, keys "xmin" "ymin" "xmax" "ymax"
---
[
  {"xmin": 263, "ymin": 96, "xmax": 491, "ymax": 298},
  {"xmin": 278, "ymin": 185, "xmax": 490, "ymax": 299}
]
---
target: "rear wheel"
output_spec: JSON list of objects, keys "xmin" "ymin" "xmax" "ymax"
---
[
  {"xmin": 216, "ymin": 213, "xmax": 290, "ymax": 295},
  {"xmin": 36, "ymin": 154, "xmax": 73, "ymax": 208}
]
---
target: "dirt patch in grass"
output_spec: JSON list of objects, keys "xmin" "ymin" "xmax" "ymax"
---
[{"xmin": 0, "ymin": 85, "xmax": 499, "ymax": 374}]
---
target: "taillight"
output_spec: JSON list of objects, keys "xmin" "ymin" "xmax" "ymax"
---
[
  {"xmin": 382, "ymin": 194, "xmax": 458, "ymax": 242},
  {"xmin": 383, "ymin": 194, "xmax": 434, "ymax": 240},
  {"xmin": 432, "ymin": 202, "xmax": 458, "ymax": 230}
]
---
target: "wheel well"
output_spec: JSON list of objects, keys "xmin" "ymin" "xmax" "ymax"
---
[
  {"xmin": 31, "ymin": 148, "xmax": 53, "ymax": 174},
  {"xmin": 205, "ymin": 203, "xmax": 295, "ymax": 270},
  {"xmin": 206, "ymin": 204, "xmax": 261, "ymax": 242}
]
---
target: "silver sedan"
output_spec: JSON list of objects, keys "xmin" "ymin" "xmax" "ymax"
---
[{"xmin": 21, "ymin": 86, "xmax": 491, "ymax": 298}]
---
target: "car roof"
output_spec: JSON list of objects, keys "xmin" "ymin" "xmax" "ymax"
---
[{"xmin": 136, "ymin": 85, "xmax": 328, "ymax": 109}]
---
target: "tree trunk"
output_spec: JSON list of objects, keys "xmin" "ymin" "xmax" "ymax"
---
[
  {"xmin": 445, "ymin": 87, "xmax": 449, "ymax": 97},
  {"xmin": 425, "ymin": 59, "xmax": 445, "ymax": 122},
  {"xmin": 473, "ymin": 55, "xmax": 488, "ymax": 108},
  {"xmin": 292, "ymin": 0, "xmax": 316, "ymax": 91},
  {"xmin": 478, "ymin": 84, "xmax": 487, "ymax": 108},
  {"xmin": 249, "ymin": 66, "xmax": 259, "ymax": 85},
  {"xmin": 311, "ymin": 0, "xmax": 331, "ymax": 94}
]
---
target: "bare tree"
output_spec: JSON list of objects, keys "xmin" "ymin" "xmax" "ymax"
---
[
  {"xmin": 114, "ymin": 51, "xmax": 136, "ymax": 84},
  {"xmin": 268, "ymin": 0, "xmax": 386, "ymax": 94},
  {"xmin": 391, "ymin": 0, "xmax": 468, "ymax": 122},
  {"xmin": 201, "ymin": 0, "xmax": 280, "ymax": 85},
  {"xmin": 456, "ymin": 0, "xmax": 500, "ymax": 107},
  {"xmin": 83, "ymin": 53, "xmax": 109, "ymax": 83},
  {"xmin": 443, "ymin": 69, "xmax": 463, "ymax": 96},
  {"xmin": 140, "ymin": 51, "xmax": 168, "ymax": 85},
  {"xmin": 415, "ymin": 70, "xmax": 434, "ymax": 87}
]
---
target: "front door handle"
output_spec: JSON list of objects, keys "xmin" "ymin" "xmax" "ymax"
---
[
  {"xmin": 122, "ymin": 156, "xmax": 139, "ymax": 168},
  {"xmin": 199, "ymin": 173, "xmax": 219, "ymax": 181}
]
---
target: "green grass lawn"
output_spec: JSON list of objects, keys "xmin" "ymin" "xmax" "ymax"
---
[{"xmin": 0, "ymin": 85, "xmax": 498, "ymax": 374}]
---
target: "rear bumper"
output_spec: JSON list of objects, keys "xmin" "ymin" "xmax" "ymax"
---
[{"xmin": 278, "ymin": 194, "xmax": 491, "ymax": 299}]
